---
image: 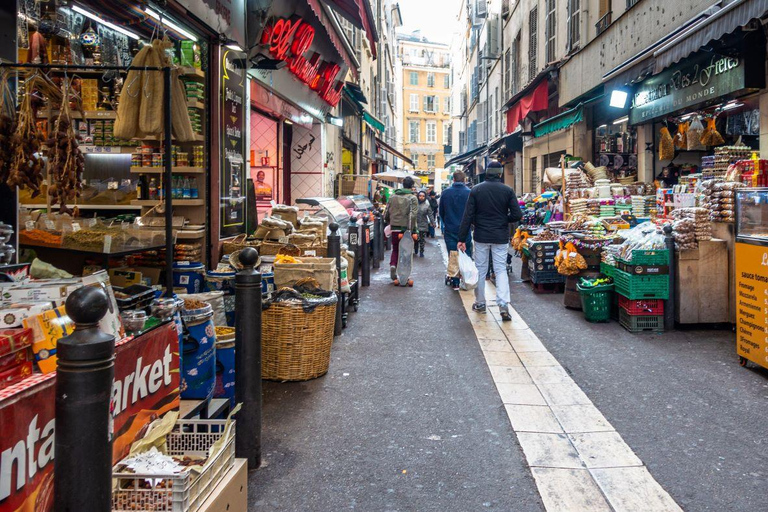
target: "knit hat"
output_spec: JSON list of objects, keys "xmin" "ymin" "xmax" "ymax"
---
[{"xmin": 486, "ymin": 160, "xmax": 503, "ymax": 176}]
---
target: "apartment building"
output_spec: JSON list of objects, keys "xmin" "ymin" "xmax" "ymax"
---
[{"xmin": 398, "ymin": 33, "xmax": 453, "ymax": 172}]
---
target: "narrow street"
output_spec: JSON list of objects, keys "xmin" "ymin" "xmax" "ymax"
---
[{"xmin": 251, "ymin": 236, "xmax": 768, "ymax": 511}]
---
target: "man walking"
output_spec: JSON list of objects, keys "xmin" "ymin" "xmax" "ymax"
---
[
  {"xmin": 384, "ymin": 176, "xmax": 418, "ymax": 280},
  {"xmin": 458, "ymin": 161, "xmax": 522, "ymax": 320},
  {"xmin": 439, "ymin": 171, "xmax": 473, "ymax": 257}
]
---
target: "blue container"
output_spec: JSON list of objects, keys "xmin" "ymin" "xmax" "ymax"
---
[
  {"xmin": 214, "ymin": 340, "xmax": 236, "ymax": 406},
  {"xmin": 206, "ymin": 270, "xmax": 237, "ymax": 326},
  {"xmin": 173, "ymin": 262, "xmax": 205, "ymax": 294},
  {"xmin": 180, "ymin": 303, "xmax": 217, "ymax": 400},
  {"xmin": 261, "ymin": 272, "xmax": 275, "ymax": 295}
]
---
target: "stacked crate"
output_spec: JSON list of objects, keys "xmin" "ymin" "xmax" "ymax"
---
[
  {"xmin": 527, "ymin": 241, "xmax": 565, "ymax": 285},
  {"xmin": 614, "ymin": 249, "xmax": 669, "ymax": 332}
]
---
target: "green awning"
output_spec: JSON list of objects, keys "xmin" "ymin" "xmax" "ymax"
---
[
  {"xmin": 363, "ymin": 111, "xmax": 385, "ymax": 132},
  {"xmin": 532, "ymin": 95, "xmax": 604, "ymax": 138}
]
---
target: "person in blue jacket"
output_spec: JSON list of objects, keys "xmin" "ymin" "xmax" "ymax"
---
[{"xmin": 439, "ymin": 170, "xmax": 473, "ymax": 258}]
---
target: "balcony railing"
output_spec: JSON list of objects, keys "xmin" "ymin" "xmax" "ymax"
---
[
  {"xmin": 502, "ymin": 0, "xmax": 511, "ymax": 18},
  {"xmin": 595, "ymin": 11, "xmax": 612, "ymax": 36}
]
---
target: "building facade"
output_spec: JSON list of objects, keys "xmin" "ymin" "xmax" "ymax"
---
[{"xmin": 398, "ymin": 33, "xmax": 452, "ymax": 173}]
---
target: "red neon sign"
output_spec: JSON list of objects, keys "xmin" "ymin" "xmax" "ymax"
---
[{"xmin": 261, "ymin": 16, "xmax": 345, "ymax": 107}]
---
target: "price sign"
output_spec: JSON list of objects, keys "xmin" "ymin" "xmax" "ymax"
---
[
  {"xmin": 44, "ymin": 220, "xmax": 55, "ymax": 231},
  {"xmin": 735, "ymin": 242, "xmax": 768, "ymax": 369},
  {"xmin": 103, "ymin": 235, "xmax": 112, "ymax": 253},
  {"xmin": 72, "ymin": 223, "xmax": 81, "ymax": 232}
]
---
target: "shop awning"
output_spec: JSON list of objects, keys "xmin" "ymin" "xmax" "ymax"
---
[
  {"xmin": 505, "ymin": 80, "xmax": 549, "ymax": 134},
  {"xmin": 445, "ymin": 145, "xmax": 486, "ymax": 167},
  {"xmin": 305, "ymin": 0, "xmax": 359, "ymax": 76},
  {"xmin": 375, "ymin": 137, "xmax": 414, "ymax": 166},
  {"xmin": 490, "ymin": 130, "xmax": 523, "ymax": 155},
  {"xmin": 320, "ymin": 0, "xmax": 379, "ymax": 58},
  {"xmin": 363, "ymin": 112, "xmax": 385, "ymax": 132},
  {"xmin": 372, "ymin": 169, "xmax": 415, "ymax": 181},
  {"xmin": 653, "ymin": 0, "xmax": 768, "ymax": 73},
  {"xmin": 532, "ymin": 96, "xmax": 603, "ymax": 138},
  {"xmin": 345, "ymin": 82, "xmax": 368, "ymax": 105}
]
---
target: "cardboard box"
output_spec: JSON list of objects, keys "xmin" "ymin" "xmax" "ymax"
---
[
  {"xmin": 0, "ymin": 347, "xmax": 32, "ymax": 373},
  {"xmin": 0, "ymin": 361, "xmax": 33, "ymax": 390},
  {"xmin": 132, "ymin": 266, "xmax": 162, "ymax": 286},
  {"xmin": 0, "ymin": 328, "xmax": 34, "ymax": 357},
  {"xmin": 0, "ymin": 279, "xmax": 81, "ymax": 305},
  {"xmin": 198, "ymin": 459, "xmax": 247, "ymax": 512},
  {"xmin": 109, "ymin": 268, "xmax": 143, "ymax": 288},
  {"xmin": 0, "ymin": 301, "xmax": 54, "ymax": 328},
  {"xmin": 24, "ymin": 306, "xmax": 74, "ymax": 374}
]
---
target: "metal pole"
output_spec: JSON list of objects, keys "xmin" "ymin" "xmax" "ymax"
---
[
  {"xmin": 55, "ymin": 287, "xmax": 115, "ymax": 512},
  {"xmin": 361, "ymin": 220, "xmax": 371, "ymax": 287},
  {"xmin": 234, "ymin": 247, "xmax": 263, "ymax": 468},
  {"xmin": 663, "ymin": 225, "xmax": 676, "ymax": 331},
  {"xmin": 372, "ymin": 212, "xmax": 382, "ymax": 268},
  {"xmin": 164, "ymin": 68, "xmax": 174, "ymax": 296},
  {"xmin": 328, "ymin": 223, "xmax": 343, "ymax": 335}
]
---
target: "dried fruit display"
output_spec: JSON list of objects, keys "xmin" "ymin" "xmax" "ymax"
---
[
  {"xmin": 0, "ymin": 73, "xmax": 17, "ymax": 184},
  {"xmin": 46, "ymin": 80, "xmax": 84, "ymax": 214}
]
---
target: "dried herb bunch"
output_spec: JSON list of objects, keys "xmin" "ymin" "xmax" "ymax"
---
[
  {"xmin": 46, "ymin": 79, "xmax": 84, "ymax": 214},
  {"xmin": 0, "ymin": 73, "xmax": 17, "ymax": 185}
]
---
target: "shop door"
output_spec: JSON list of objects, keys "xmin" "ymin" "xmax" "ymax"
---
[{"xmin": 250, "ymin": 109, "xmax": 280, "ymax": 216}]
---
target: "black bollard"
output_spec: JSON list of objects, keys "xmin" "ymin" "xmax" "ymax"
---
[
  {"xmin": 663, "ymin": 225, "xmax": 676, "ymax": 331},
  {"xmin": 55, "ymin": 286, "xmax": 115, "ymax": 512},
  {"xmin": 361, "ymin": 220, "xmax": 371, "ymax": 287},
  {"xmin": 234, "ymin": 247, "xmax": 262, "ymax": 468},
  {"xmin": 328, "ymin": 223, "xmax": 343, "ymax": 335},
  {"xmin": 372, "ymin": 213, "xmax": 381, "ymax": 269}
]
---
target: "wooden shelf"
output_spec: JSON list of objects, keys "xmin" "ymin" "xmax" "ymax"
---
[
  {"xmin": 187, "ymin": 100, "xmax": 205, "ymax": 109},
  {"xmin": 131, "ymin": 199, "xmax": 205, "ymax": 207},
  {"xmin": 137, "ymin": 134, "xmax": 205, "ymax": 142},
  {"xmin": 177, "ymin": 230, "xmax": 206, "ymax": 240},
  {"xmin": 80, "ymin": 145, "xmax": 136, "ymax": 154},
  {"xmin": 39, "ymin": 110, "xmax": 117, "ymax": 120},
  {"xmin": 21, "ymin": 203, "xmax": 141, "ymax": 210},
  {"xmin": 130, "ymin": 166, "xmax": 205, "ymax": 174},
  {"xmin": 181, "ymin": 67, "xmax": 205, "ymax": 80}
]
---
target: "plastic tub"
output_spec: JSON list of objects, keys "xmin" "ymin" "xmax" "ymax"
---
[
  {"xmin": 180, "ymin": 302, "xmax": 217, "ymax": 400},
  {"xmin": 173, "ymin": 262, "xmax": 205, "ymax": 294},
  {"xmin": 214, "ymin": 326, "xmax": 235, "ymax": 406}
]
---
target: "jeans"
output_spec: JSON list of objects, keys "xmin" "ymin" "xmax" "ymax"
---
[
  {"xmin": 389, "ymin": 230, "xmax": 402, "ymax": 267},
  {"xmin": 444, "ymin": 231, "xmax": 473, "ymax": 258},
  {"xmin": 474, "ymin": 242, "xmax": 510, "ymax": 307}
]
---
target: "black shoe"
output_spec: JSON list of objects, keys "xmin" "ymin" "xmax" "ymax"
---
[
  {"xmin": 500, "ymin": 305, "xmax": 512, "ymax": 322},
  {"xmin": 419, "ymin": 252, "xmax": 424, "ymax": 258},
  {"xmin": 390, "ymin": 266, "xmax": 397, "ymax": 281},
  {"xmin": 472, "ymin": 303, "xmax": 487, "ymax": 314}
]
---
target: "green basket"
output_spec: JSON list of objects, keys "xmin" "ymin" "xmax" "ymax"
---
[
  {"xmin": 619, "ymin": 309, "xmax": 664, "ymax": 332},
  {"xmin": 613, "ymin": 267, "xmax": 669, "ymax": 300},
  {"xmin": 617, "ymin": 249, "xmax": 669, "ymax": 267},
  {"xmin": 577, "ymin": 283, "xmax": 613, "ymax": 323},
  {"xmin": 600, "ymin": 262, "xmax": 616, "ymax": 278}
]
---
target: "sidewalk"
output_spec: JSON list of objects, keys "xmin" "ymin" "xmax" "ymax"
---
[{"xmin": 249, "ymin": 237, "xmax": 543, "ymax": 511}]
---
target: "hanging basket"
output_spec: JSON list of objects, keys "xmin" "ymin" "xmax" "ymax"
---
[{"xmin": 261, "ymin": 292, "xmax": 338, "ymax": 381}]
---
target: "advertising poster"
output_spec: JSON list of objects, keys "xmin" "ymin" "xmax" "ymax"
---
[{"xmin": 220, "ymin": 48, "xmax": 247, "ymax": 238}]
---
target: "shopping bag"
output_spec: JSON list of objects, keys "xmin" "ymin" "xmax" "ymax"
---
[
  {"xmin": 447, "ymin": 250, "xmax": 460, "ymax": 277},
  {"xmin": 458, "ymin": 249, "xmax": 479, "ymax": 290}
]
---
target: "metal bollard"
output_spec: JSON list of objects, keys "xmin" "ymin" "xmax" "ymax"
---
[
  {"xmin": 234, "ymin": 247, "xmax": 263, "ymax": 468},
  {"xmin": 328, "ymin": 223, "xmax": 343, "ymax": 335},
  {"xmin": 663, "ymin": 225, "xmax": 676, "ymax": 331},
  {"xmin": 372, "ymin": 213, "xmax": 381, "ymax": 269},
  {"xmin": 55, "ymin": 286, "xmax": 115, "ymax": 512},
  {"xmin": 361, "ymin": 220, "xmax": 371, "ymax": 287}
]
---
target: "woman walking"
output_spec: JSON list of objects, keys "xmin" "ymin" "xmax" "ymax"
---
[{"xmin": 415, "ymin": 191, "xmax": 435, "ymax": 257}]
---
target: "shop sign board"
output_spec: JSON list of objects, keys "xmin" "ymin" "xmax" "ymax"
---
[
  {"xmin": 735, "ymin": 242, "xmax": 768, "ymax": 370},
  {"xmin": 177, "ymin": 0, "xmax": 246, "ymax": 48},
  {"xmin": 0, "ymin": 323, "xmax": 180, "ymax": 512},
  {"xmin": 629, "ymin": 52, "xmax": 756, "ymax": 124},
  {"xmin": 220, "ymin": 48, "xmax": 247, "ymax": 238}
]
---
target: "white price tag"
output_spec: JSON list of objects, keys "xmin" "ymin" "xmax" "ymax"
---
[
  {"xmin": 304, "ymin": 250, "xmax": 316, "ymax": 257},
  {"xmin": 44, "ymin": 220, "xmax": 55, "ymax": 231},
  {"xmin": 278, "ymin": 236, "xmax": 289, "ymax": 244},
  {"xmin": 25, "ymin": 221, "xmax": 35, "ymax": 231},
  {"xmin": 103, "ymin": 235, "xmax": 112, "ymax": 253},
  {"xmin": 107, "ymin": 180, "xmax": 119, "ymax": 190},
  {"xmin": 85, "ymin": 218, "xmax": 97, "ymax": 228},
  {"xmin": 72, "ymin": 223, "xmax": 81, "ymax": 232}
]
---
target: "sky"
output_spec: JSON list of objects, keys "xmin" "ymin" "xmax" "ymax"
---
[{"xmin": 397, "ymin": 0, "xmax": 462, "ymax": 45}]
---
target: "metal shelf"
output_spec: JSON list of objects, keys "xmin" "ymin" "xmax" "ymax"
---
[
  {"xmin": 130, "ymin": 166, "xmax": 205, "ymax": 174},
  {"xmin": 131, "ymin": 199, "xmax": 205, "ymax": 207}
]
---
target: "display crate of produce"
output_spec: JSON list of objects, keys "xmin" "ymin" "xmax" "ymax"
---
[
  {"xmin": 613, "ymin": 267, "xmax": 669, "ymax": 300},
  {"xmin": 618, "ymin": 295, "xmax": 665, "ymax": 316},
  {"xmin": 600, "ymin": 262, "xmax": 616, "ymax": 278},
  {"xmin": 530, "ymin": 269, "xmax": 566, "ymax": 284},
  {"xmin": 619, "ymin": 309, "xmax": 664, "ymax": 332},
  {"xmin": 617, "ymin": 249, "xmax": 669, "ymax": 267},
  {"xmin": 577, "ymin": 283, "xmax": 613, "ymax": 323},
  {"xmin": 112, "ymin": 419, "xmax": 235, "ymax": 512}
]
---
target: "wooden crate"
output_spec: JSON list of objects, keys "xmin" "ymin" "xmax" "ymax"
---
[{"xmin": 675, "ymin": 239, "xmax": 729, "ymax": 324}]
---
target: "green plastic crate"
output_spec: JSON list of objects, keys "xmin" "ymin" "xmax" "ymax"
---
[
  {"xmin": 613, "ymin": 267, "xmax": 669, "ymax": 300},
  {"xmin": 600, "ymin": 262, "xmax": 616, "ymax": 278},
  {"xmin": 619, "ymin": 309, "xmax": 664, "ymax": 332},
  {"xmin": 617, "ymin": 249, "xmax": 669, "ymax": 267},
  {"xmin": 577, "ymin": 283, "xmax": 613, "ymax": 323}
]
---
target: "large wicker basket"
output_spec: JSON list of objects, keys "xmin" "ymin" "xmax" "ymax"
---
[{"xmin": 262, "ymin": 294, "xmax": 338, "ymax": 381}]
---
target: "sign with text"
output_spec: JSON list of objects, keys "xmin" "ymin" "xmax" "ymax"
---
[
  {"xmin": 220, "ymin": 48, "xmax": 247, "ymax": 238},
  {"xmin": 735, "ymin": 242, "xmax": 768, "ymax": 370},
  {"xmin": 629, "ymin": 51, "xmax": 761, "ymax": 124},
  {"xmin": 0, "ymin": 323, "xmax": 180, "ymax": 511}
]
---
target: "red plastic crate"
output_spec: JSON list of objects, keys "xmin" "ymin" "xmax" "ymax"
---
[{"xmin": 618, "ymin": 295, "xmax": 664, "ymax": 316}]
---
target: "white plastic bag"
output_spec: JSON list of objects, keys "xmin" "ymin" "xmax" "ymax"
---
[{"xmin": 458, "ymin": 250, "xmax": 479, "ymax": 290}]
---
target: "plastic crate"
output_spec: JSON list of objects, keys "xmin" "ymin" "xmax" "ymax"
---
[
  {"xmin": 613, "ymin": 267, "xmax": 669, "ymax": 300},
  {"xmin": 577, "ymin": 283, "xmax": 613, "ymax": 323},
  {"xmin": 112, "ymin": 420, "xmax": 236, "ymax": 512},
  {"xmin": 530, "ymin": 269, "xmax": 565, "ymax": 284},
  {"xmin": 619, "ymin": 309, "xmax": 664, "ymax": 332},
  {"xmin": 617, "ymin": 249, "xmax": 669, "ymax": 267},
  {"xmin": 600, "ymin": 262, "xmax": 616, "ymax": 278},
  {"xmin": 618, "ymin": 295, "xmax": 664, "ymax": 316},
  {"xmin": 529, "ymin": 260, "xmax": 557, "ymax": 272}
]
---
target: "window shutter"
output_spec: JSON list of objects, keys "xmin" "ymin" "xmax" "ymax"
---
[
  {"xmin": 423, "ymin": 95, "xmax": 428, "ymax": 112},
  {"xmin": 566, "ymin": 0, "xmax": 572, "ymax": 53},
  {"xmin": 476, "ymin": 0, "xmax": 487, "ymax": 18},
  {"xmin": 435, "ymin": 96, "xmax": 439, "ymax": 112}
]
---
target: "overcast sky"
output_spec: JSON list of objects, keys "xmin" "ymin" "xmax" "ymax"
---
[{"xmin": 397, "ymin": 0, "xmax": 461, "ymax": 44}]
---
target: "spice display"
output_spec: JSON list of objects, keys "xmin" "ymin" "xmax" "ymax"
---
[
  {"xmin": 19, "ymin": 229, "xmax": 62, "ymax": 246},
  {"xmin": 46, "ymin": 81, "xmax": 84, "ymax": 214},
  {"xmin": 183, "ymin": 298, "xmax": 206, "ymax": 310},
  {"xmin": 62, "ymin": 226, "xmax": 137, "ymax": 252}
]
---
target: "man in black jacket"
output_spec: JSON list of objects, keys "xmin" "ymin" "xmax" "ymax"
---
[{"xmin": 458, "ymin": 160, "xmax": 523, "ymax": 320}]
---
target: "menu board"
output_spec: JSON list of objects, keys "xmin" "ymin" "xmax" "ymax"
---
[
  {"xmin": 735, "ymin": 242, "xmax": 768, "ymax": 369},
  {"xmin": 220, "ymin": 48, "xmax": 247, "ymax": 238}
]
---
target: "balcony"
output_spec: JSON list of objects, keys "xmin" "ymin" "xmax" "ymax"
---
[
  {"xmin": 502, "ymin": 0, "xmax": 511, "ymax": 19},
  {"xmin": 595, "ymin": 12, "xmax": 612, "ymax": 36}
]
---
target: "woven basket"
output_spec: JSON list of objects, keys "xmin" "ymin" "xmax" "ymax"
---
[
  {"xmin": 617, "ymin": 175, "xmax": 638, "ymax": 185},
  {"xmin": 261, "ymin": 295, "xmax": 338, "ymax": 381},
  {"xmin": 222, "ymin": 234, "xmax": 260, "ymax": 255}
]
